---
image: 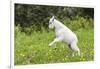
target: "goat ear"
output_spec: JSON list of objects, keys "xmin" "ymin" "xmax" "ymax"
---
[{"xmin": 52, "ymin": 16, "xmax": 55, "ymax": 21}]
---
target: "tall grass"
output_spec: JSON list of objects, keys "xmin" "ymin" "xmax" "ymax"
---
[{"xmin": 15, "ymin": 26, "xmax": 94, "ymax": 65}]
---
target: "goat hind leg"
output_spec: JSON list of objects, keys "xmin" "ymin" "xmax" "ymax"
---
[{"xmin": 70, "ymin": 42, "xmax": 80, "ymax": 56}]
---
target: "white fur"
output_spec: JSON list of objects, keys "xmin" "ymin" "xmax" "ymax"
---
[{"xmin": 49, "ymin": 16, "xmax": 80, "ymax": 56}]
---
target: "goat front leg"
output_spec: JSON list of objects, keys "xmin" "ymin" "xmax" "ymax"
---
[{"xmin": 49, "ymin": 37, "xmax": 63, "ymax": 48}]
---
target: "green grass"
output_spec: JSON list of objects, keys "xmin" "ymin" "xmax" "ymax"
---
[{"xmin": 15, "ymin": 28, "xmax": 94, "ymax": 65}]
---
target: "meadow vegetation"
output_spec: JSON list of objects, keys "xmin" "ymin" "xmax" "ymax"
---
[
  {"xmin": 15, "ymin": 17, "xmax": 94, "ymax": 65},
  {"xmin": 14, "ymin": 4, "xmax": 94, "ymax": 65}
]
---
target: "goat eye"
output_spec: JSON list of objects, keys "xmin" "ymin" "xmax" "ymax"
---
[{"xmin": 49, "ymin": 22, "xmax": 52, "ymax": 24}]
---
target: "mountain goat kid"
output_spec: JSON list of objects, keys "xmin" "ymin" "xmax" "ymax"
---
[{"xmin": 49, "ymin": 16, "xmax": 80, "ymax": 56}]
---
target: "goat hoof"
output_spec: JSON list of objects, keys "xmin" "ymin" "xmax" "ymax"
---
[
  {"xmin": 49, "ymin": 44, "xmax": 52, "ymax": 47},
  {"xmin": 49, "ymin": 43, "xmax": 54, "ymax": 47}
]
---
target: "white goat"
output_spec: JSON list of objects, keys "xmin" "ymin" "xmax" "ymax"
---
[{"xmin": 49, "ymin": 16, "xmax": 80, "ymax": 56}]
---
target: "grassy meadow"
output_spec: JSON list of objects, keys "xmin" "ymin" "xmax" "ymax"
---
[
  {"xmin": 14, "ymin": 4, "xmax": 94, "ymax": 65},
  {"xmin": 15, "ymin": 27, "xmax": 94, "ymax": 65}
]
